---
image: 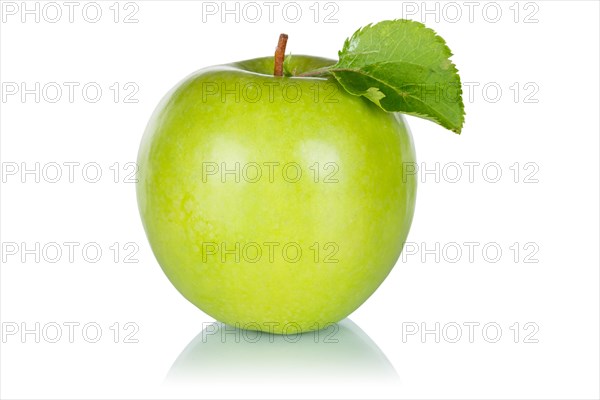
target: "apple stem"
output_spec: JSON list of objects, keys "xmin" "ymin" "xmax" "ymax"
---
[{"xmin": 274, "ymin": 33, "xmax": 288, "ymax": 77}]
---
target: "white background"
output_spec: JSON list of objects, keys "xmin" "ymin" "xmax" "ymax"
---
[{"xmin": 1, "ymin": 1, "xmax": 599, "ymax": 399}]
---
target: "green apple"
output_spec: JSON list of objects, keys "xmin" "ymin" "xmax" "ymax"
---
[{"xmin": 137, "ymin": 55, "xmax": 417, "ymax": 333}]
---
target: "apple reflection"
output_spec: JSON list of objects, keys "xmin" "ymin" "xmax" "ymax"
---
[{"xmin": 166, "ymin": 319, "xmax": 398, "ymax": 386}]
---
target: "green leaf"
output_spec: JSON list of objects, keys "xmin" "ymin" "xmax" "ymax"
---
[
  {"xmin": 283, "ymin": 54, "xmax": 295, "ymax": 77},
  {"xmin": 329, "ymin": 19, "xmax": 465, "ymax": 134}
]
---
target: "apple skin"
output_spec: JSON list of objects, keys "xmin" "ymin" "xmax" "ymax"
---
[{"xmin": 137, "ymin": 55, "xmax": 417, "ymax": 333}]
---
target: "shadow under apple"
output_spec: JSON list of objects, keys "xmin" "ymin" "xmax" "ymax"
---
[{"xmin": 166, "ymin": 318, "xmax": 398, "ymax": 386}]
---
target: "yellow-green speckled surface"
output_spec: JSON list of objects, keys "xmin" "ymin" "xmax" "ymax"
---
[{"xmin": 137, "ymin": 56, "xmax": 417, "ymax": 333}]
